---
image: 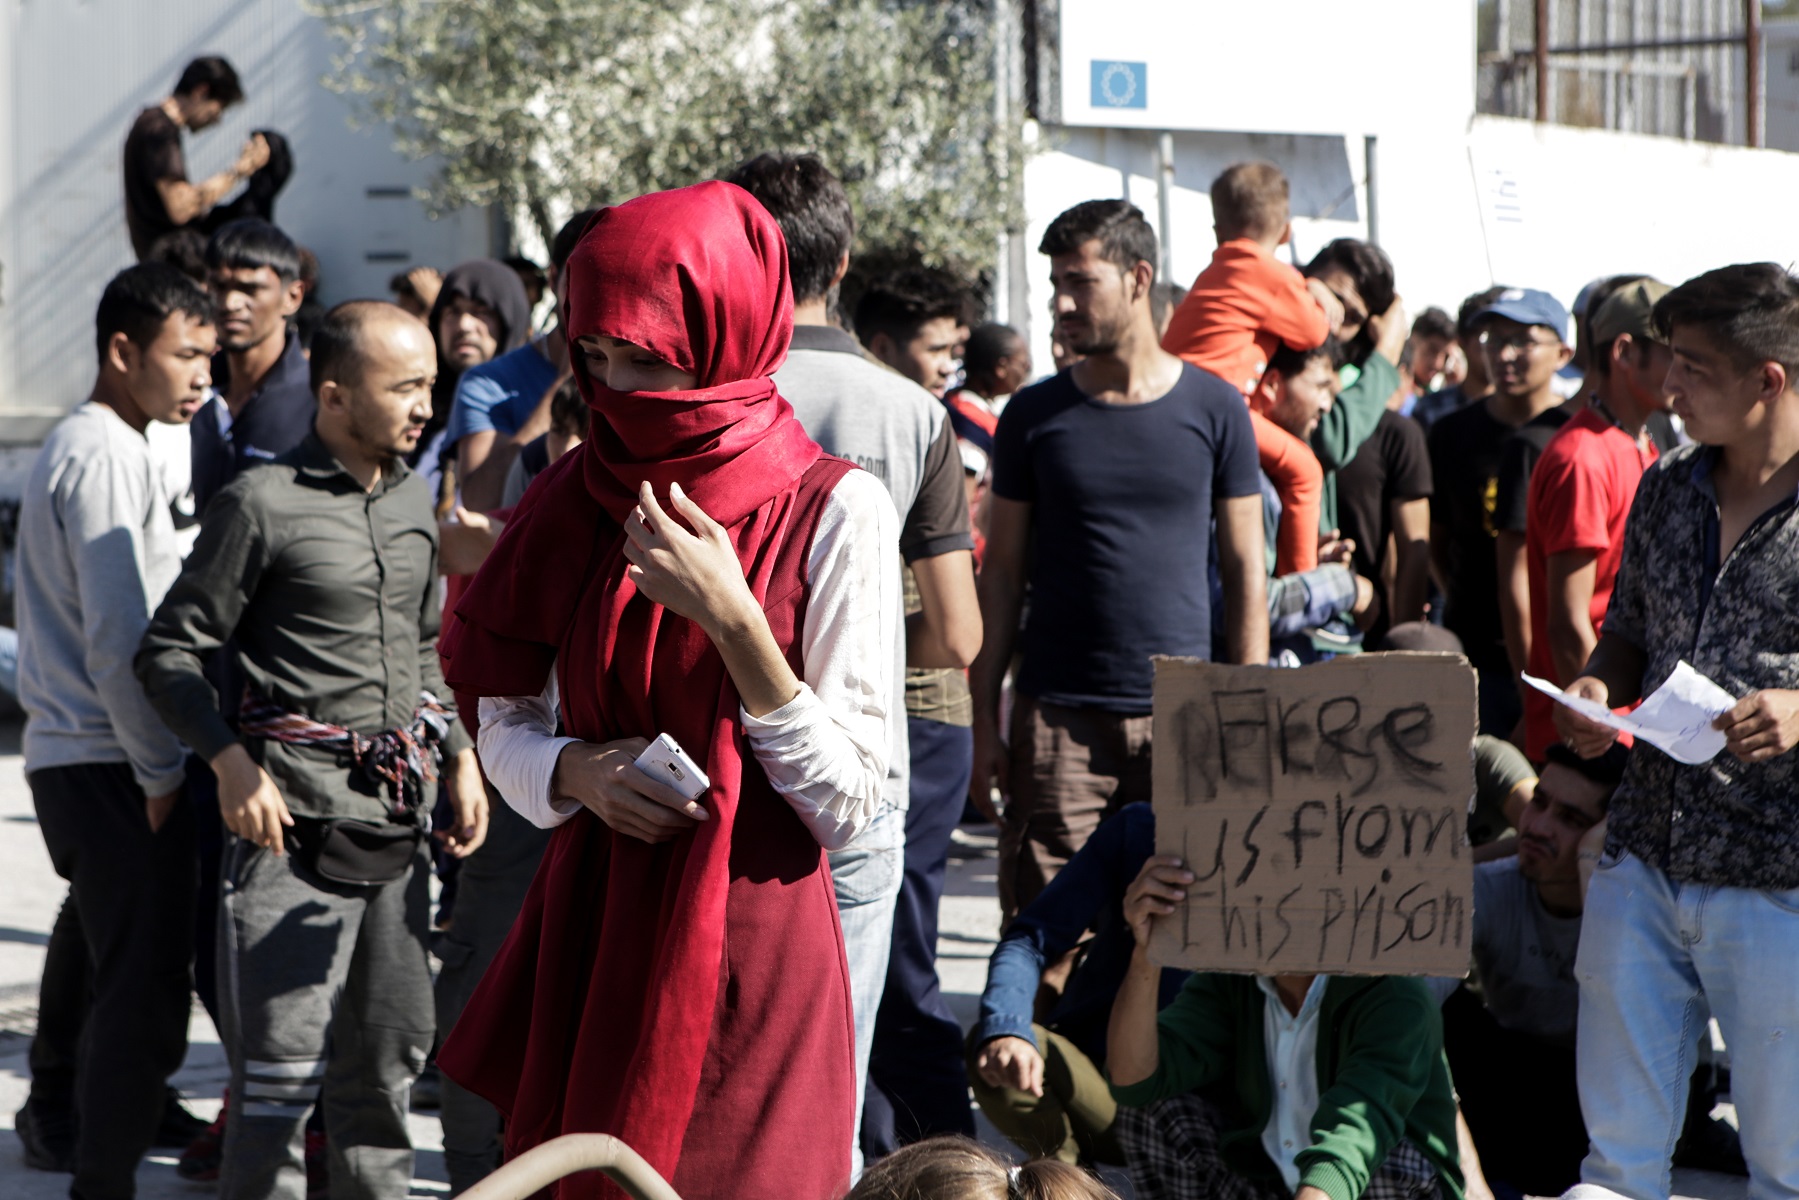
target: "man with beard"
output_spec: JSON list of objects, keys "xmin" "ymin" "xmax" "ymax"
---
[
  {"xmin": 137, "ymin": 301, "xmax": 488, "ymax": 1199},
  {"xmin": 192, "ymin": 220, "xmax": 311, "ymax": 515},
  {"xmin": 1432, "ymin": 746, "xmax": 1618, "ymax": 1197},
  {"xmin": 1427, "ymin": 289, "xmax": 1572, "ymax": 735},
  {"xmin": 13, "ymin": 264, "xmax": 216, "ymax": 1189},
  {"xmin": 179, "ymin": 223, "xmax": 316, "ymax": 1146},
  {"xmin": 969, "ymin": 199, "xmax": 1267, "ymax": 921},
  {"xmin": 1518, "ymin": 279, "xmax": 1674, "ymax": 763},
  {"xmin": 448, "ymin": 212, "xmax": 599, "ymax": 513},
  {"xmin": 413, "ymin": 262, "xmax": 533, "ymax": 493}
]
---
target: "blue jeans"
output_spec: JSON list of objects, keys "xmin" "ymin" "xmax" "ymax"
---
[
  {"xmin": 828, "ymin": 804, "xmax": 905, "ymax": 1177},
  {"xmin": 1570, "ymin": 848, "xmax": 1799, "ymax": 1200}
]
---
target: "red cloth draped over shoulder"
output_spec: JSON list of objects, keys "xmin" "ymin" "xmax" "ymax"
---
[{"xmin": 436, "ymin": 181, "xmax": 857, "ymax": 1199}]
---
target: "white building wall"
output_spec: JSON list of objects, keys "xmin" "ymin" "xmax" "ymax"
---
[
  {"xmin": 0, "ymin": 0, "xmax": 491, "ymax": 447},
  {"xmin": 1016, "ymin": 114, "xmax": 1799, "ymax": 377}
]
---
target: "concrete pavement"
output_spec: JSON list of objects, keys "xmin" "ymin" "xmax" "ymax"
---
[{"xmin": 0, "ymin": 717, "xmax": 1745, "ymax": 1200}]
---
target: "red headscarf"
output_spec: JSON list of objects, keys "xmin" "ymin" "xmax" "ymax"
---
[{"xmin": 438, "ymin": 182, "xmax": 837, "ymax": 1185}]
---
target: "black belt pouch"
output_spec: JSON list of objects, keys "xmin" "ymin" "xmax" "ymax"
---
[{"xmin": 289, "ymin": 816, "xmax": 423, "ymax": 886}]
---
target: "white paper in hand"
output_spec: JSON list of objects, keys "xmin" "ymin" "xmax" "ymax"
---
[{"xmin": 1524, "ymin": 660, "xmax": 1736, "ymax": 765}]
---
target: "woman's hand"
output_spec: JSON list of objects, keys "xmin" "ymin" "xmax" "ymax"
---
[
  {"xmin": 553, "ymin": 737, "xmax": 709, "ymax": 844},
  {"xmin": 622, "ymin": 481, "xmax": 757, "ymax": 638}
]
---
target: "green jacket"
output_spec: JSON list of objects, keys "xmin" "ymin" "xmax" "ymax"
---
[
  {"xmin": 1313, "ymin": 351, "xmax": 1400, "ymax": 533},
  {"xmin": 1111, "ymin": 974, "xmax": 1463, "ymax": 1200}
]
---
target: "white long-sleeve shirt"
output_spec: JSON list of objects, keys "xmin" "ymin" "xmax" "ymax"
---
[
  {"xmin": 18, "ymin": 403, "xmax": 188, "ymax": 796},
  {"xmin": 478, "ymin": 468, "xmax": 900, "ymax": 852}
]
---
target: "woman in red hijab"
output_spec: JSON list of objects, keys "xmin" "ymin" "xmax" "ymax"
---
[{"xmin": 436, "ymin": 182, "xmax": 901, "ymax": 1199}]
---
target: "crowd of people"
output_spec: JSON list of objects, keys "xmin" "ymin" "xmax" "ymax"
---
[{"xmin": 8, "ymin": 49, "xmax": 1799, "ymax": 1200}]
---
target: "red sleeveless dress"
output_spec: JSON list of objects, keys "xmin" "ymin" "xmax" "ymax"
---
[
  {"xmin": 438, "ymin": 456, "xmax": 857, "ymax": 1200},
  {"xmin": 439, "ymin": 180, "xmax": 859, "ymax": 1200}
]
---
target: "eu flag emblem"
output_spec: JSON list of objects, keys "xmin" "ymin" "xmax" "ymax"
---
[{"xmin": 1090, "ymin": 61, "xmax": 1147, "ymax": 110}]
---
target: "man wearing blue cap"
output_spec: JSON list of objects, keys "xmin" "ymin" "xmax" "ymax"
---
[{"xmin": 1427, "ymin": 288, "xmax": 1572, "ymax": 735}]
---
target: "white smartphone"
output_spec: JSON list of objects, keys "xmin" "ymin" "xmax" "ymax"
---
[{"xmin": 633, "ymin": 733, "xmax": 711, "ymax": 802}]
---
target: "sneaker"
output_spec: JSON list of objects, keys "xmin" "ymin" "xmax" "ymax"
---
[
  {"xmin": 15, "ymin": 1101, "xmax": 75, "ymax": 1173},
  {"xmin": 305, "ymin": 1129, "xmax": 329, "ymax": 1199},
  {"xmin": 153, "ymin": 1086, "xmax": 211, "ymax": 1148},
  {"xmin": 176, "ymin": 1091, "xmax": 228, "ymax": 1183}
]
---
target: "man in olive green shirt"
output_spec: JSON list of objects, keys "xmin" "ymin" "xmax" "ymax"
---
[{"xmin": 137, "ymin": 300, "xmax": 486, "ymax": 1200}]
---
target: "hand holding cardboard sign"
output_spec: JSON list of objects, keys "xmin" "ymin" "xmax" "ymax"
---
[{"xmin": 1123, "ymin": 854, "xmax": 1197, "ymax": 948}]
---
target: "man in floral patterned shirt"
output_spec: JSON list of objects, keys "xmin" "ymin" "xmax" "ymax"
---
[{"xmin": 1557, "ymin": 263, "xmax": 1799, "ymax": 1200}]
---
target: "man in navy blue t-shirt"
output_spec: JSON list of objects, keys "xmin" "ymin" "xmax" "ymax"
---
[{"xmin": 969, "ymin": 198, "xmax": 1267, "ymax": 921}]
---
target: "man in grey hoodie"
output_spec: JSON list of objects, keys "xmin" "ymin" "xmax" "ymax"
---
[{"xmin": 14, "ymin": 263, "xmax": 216, "ymax": 1197}]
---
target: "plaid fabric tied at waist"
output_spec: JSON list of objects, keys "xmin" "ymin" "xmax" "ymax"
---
[{"xmin": 238, "ymin": 688, "xmax": 453, "ymax": 816}]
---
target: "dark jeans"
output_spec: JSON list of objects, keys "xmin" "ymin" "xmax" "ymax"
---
[
  {"xmin": 862, "ymin": 718, "xmax": 977, "ymax": 1158},
  {"xmin": 28, "ymin": 762, "xmax": 196, "ymax": 1200},
  {"xmin": 186, "ymin": 754, "xmax": 225, "ymax": 1027},
  {"xmin": 1442, "ymin": 986, "xmax": 1586, "ymax": 1196}
]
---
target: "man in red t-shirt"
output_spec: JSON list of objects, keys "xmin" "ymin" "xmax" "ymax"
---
[{"xmin": 1522, "ymin": 279, "xmax": 1674, "ymax": 760}]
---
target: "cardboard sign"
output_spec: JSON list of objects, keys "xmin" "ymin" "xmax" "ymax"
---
[{"xmin": 1148, "ymin": 653, "xmax": 1477, "ymax": 977}]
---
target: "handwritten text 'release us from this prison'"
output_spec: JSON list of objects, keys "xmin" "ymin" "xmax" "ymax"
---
[{"xmin": 1148, "ymin": 654, "xmax": 1478, "ymax": 977}]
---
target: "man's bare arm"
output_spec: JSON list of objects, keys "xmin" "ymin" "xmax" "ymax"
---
[
  {"xmin": 1495, "ymin": 530, "xmax": 1530, "ymax": 699},
  {"xmin": 458, "ymin": 368, "xmax": 566, "ymax": 512},
  {"xmin": 907, "ymin": 549, "xmax": 982, "ymax": 669},
  {"xmin": 155, "ymin": 134, "xmax": 267, "ymax": 226},
  {"xmin": 1576, "ymin": 633, "xmax": 1648, "ymax": 708},
  {"xmin": 966, "ymin": 496, "xmax": 1030, "ymax": 818},
  {"xmin": 1389, "ymin": 496, "xmax": 1431, "ymax": 626},
  {"xmin": 1545, "ymin": 549, "xmax": 1601, "ymax": 685},
  {"xmin": 1429, "ymin": 519, "xmax": 1454, "ymax": 595},
  {"xmin": 1214, "ymin": 493, "xmax": 1269, "ymax": 666}
]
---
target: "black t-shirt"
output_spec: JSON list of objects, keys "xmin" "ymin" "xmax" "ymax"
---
[
  {"xmin": 1493, "ymin": 406, "xmax": 1576, "ymax": 534},
  {"xmin": 991, "ymin": 364, "xmax": 1261, "ymax": 712},
  {"xmin": 1428, "ymin": 400, "xmax": 1567, "ymax": 670},
  {"xmin": 124, "ymin": 107, "xmax": 187, "ymax": 260},
  {"xmin": 1335, "ymin": 409, "xmax": 1432, "ymax": 643}
]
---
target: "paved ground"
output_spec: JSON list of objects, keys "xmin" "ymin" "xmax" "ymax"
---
[{"xmin": 0, "ymin": 716, "xmax": 1744, "ymax": 1200}]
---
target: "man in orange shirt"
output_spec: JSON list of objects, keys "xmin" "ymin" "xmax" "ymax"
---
[{"xmin": 1162, "ymin": 162, "xmax": 1343, "ymax": 574}]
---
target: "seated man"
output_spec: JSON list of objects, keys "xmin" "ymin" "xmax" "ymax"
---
[
  {"xmin": 1430, "ymin": 745, "xmax": 1614, "ymax": 1197},
  {"xmin": 1433, "ymin": 745, "xmax": 1742, "ymax": 1198},
  {"xmin": 1469, "ymin": 732, "xmax": 1537, "ymax": 856},
  {"xmin": 1108, "ymin": 856, "xmax": 1463, "ymax": 1200},
  {"xmin": 968, "ymin": 803, "xmax": 1186, "ymax": 1166}
]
